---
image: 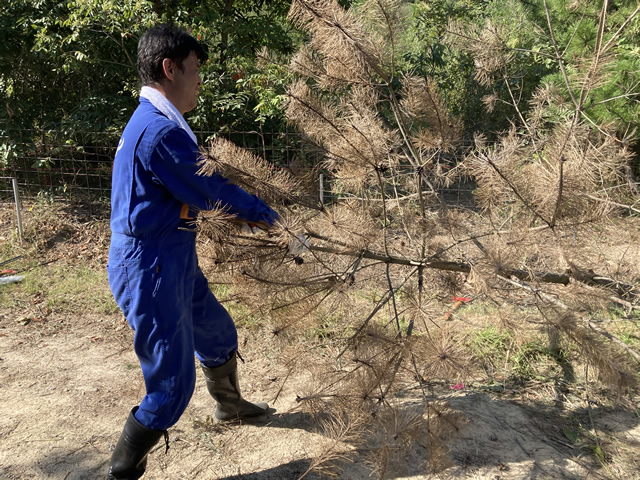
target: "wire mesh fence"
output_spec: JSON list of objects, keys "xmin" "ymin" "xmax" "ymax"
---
[
  {"xmin": 0, "ymin": 130, "xmax": 118, "ymax": 202},
  {"xmin": 0, "ymin": 128, "xmax": 314, "ymax": 201},
  {"xmin": 0, "ymin": 129, "xmax": 476, "ymax": 209}
]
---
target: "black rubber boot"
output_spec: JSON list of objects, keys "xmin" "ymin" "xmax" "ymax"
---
[
  {"xmin": 106, "ymin": 407, "xmax": 167, "ymax": 480},
  {"xmin": 201, "ymin": 354, "xmax": 269, "ymax": 421}
]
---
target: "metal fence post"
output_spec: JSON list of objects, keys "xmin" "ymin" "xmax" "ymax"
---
[{"xmin": 12, "ymin": 178, "xmax": 23, "ymax": 245}]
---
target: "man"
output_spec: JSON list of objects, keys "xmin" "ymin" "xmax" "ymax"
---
[{"xmin": 106, "ymin": 24, "xmax": 278, "ymax": 479}]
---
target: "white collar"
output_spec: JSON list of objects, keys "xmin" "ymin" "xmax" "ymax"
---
[{"xmin": 140, "ymin": 86, "xmax": 198, "ymax": 146}]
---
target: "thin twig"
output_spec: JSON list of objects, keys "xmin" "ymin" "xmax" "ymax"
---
[
  {"xmin": 582, "ymin": 193, "xmax": 640, "ymax": 215},
  {"xmin": 483, "ymin": 155, "xmax": 552, "ymax": 228},
  {"xmin": 542, "ymin": 0, "xmax": 579, "ymax": 109},
  {"xmin": 584, "ymin": 364, "xmax": 603, "ymax": 456},
  {"xmin": 497, "ymin": 274, "xmax": 640, "ymax": 363},
  {"xmin": 338, "ymin": 266, "xmax": 419, "ymax": 358},
  {"xmin": 385, "ymin": 263, "xmax": 402, "ymax": 337}
]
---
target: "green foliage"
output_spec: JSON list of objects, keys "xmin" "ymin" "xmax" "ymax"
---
[
  {"xmin": 0, "ymin": 142, "xmax": 17, "ymax": 168},
  {"xmin": 0, "ymin": 0, "xmax": 301, "ymax": 176},
  {"xmin": 401, "ymin": 0, "xmax": 493, "ymax": 132},
  {"xmin": 528, "ymin": 0, "xmax": 640, "ymax": 131},
  {"xmin": 3, "ymin": 0, "xmax": 638, "ymax": 179},
  {"xmin": 0, "ymin": 0, "xmax": 155, "ymax": 162},
  {"xmin": 443, "ymin": 0, "xmax": 640, "ymax": 139},
  {"xmin": 438, "ymin": 0, "xmax": 557, "ymax": 136},
  {"xmin": 243, "ymin": 60, "xmax": 292, "ymax": 125},
  {"xmin": 188, "ymin": 51, "xmax": 293, "ymax": 134}
]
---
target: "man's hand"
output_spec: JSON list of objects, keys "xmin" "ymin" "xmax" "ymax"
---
[
  {"xmin": 288, "ymin": 233, "xmax": 310, "ymax": 255},
  {"xmin": 240, "ymin": 221, "xmax": 271, "ymax": 234}
]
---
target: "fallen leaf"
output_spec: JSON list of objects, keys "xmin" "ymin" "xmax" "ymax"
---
[{"xmin": 562, "ymin": 429, "xmax": 579, "ymax": 443}]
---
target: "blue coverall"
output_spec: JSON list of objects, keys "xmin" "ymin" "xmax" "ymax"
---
[{"xmin": 107, "ymin": 98, "xmax": 277, "ymax": 431}]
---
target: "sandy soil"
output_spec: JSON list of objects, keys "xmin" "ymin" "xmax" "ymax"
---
[{"xmin": 1, "ymin": 306, "xmax": 639, "ymax": 480}]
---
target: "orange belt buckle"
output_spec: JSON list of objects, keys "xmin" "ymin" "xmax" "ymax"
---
[{"xmin": 180, "ymin": 204, "xmax": 194, "ymax": 220}]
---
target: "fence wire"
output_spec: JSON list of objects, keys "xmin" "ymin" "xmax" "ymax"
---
[
  {"xmin": 0, "ymin": 130, "xmax": 118, "ymax": 201},
  {"xmin": 0, "ymin": 129, "xmax": 476, "ymax": 209}
]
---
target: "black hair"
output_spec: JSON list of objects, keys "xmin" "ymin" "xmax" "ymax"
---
[{"xmin": 137, "ymin": 24, "xmax": 208, "ymax": 85}]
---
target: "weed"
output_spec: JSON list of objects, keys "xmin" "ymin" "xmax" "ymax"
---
[
  {"xmin": 209, "ymin": 284, "xmax": 263, "ymax": 330},
  {"xmin": 469, "ymin": 326, "xmax": 511, "ymax": 361},
  {"xmin": 38, "ymin": 264, "xmax": 117, "ymax": 314},
  {"xmin": 467, "ymin": 326, "xmax": 568, "ymax": 385},
  {"xmin": 305, "ymin": 313, "xmax": 350, "ymax": 341},
  {"xmin": 1, "ymin": 256, "xmax": 117, "ymax": 316},
  {"xmin": 509, "ymin": 340, "xmax": 564, "ymax": 383}
]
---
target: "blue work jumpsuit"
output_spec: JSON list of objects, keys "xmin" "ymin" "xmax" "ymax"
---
[{"xmin": 107, "ymin": 99, "xmax": 277, "ymax": 431}]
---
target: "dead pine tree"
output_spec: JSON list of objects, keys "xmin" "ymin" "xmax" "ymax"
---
[
  {"xmin": 449, "ymin": 0, "xmax": 640, "ymax": 389},
  {"xmin": 194, "ymin": 0, "xmax": 640, "ymax": 477}
]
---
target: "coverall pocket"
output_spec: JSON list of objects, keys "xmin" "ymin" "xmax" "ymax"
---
[
  {"xmin": 107, "ymin": 264, "xmax": 133, "ymax": 319},
  {"xmin": 107, "ymin": 247, "xmax": 161, "ymax": 329}
]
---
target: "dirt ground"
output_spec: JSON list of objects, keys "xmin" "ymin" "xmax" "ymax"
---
[{"xmin": 1, "ymin": 202, "xmax": 639, "ymax": 480}]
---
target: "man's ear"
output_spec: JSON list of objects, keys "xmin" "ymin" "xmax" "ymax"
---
[{"xmin": 161, "ymin": 58, "xmax": 175, "ymax": 81}]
